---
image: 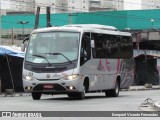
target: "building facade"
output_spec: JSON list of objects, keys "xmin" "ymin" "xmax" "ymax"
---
[
  {"xmin": 141, "ymin": 0, "xmax": 160, "ymax": 9},
  {"xmin": 67, "ymin": 0, "xmax": 124, "ymax": 12},
  {"xmin": 7, "ymin": 0, "xmax": 35, "ymax": 14},
  {"xmin": 2, "ymin": 0, "xmax": 160, "ymax": 15},
  {"xmin": 35, "ymin": 0, "xmax": 68, "ymax": 14},
  {"xmin": 35, "ymin": 0, "xmax": 124, "ymax": 14}
]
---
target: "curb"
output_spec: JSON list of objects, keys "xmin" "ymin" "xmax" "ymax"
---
[
  {"xmin": 0, "ymin": 93, "xmax": 31, "ymax": 97},
  {"xmin": 121, "ymin": 87, "xmax": 160, "ymax": 92},
  {"xmin": 154, "ymin": 101, "xmax": 160, "ymax": 111}
]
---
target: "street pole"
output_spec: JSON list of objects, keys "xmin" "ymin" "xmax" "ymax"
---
[
  {"xmin": 68, "ymin": 12, "xmax": 72, "ymax": 24},
  {"xmin": 22, "ymin": 24, "xmax": 24, "ymax": 37},
  {"xmin": 17, "ymin": 21, "xmax": 29, "ymax": 40},
  {"xmin": 11, "ymin": 28, "xmax": 14, "ymax": 45},
  {"xmin": 150, "ymin": 19, "xmax": 154, "ymax": 30},
  {"xmin": 136, "ymin": 33, "xmax": 140, "ymax": 50}
]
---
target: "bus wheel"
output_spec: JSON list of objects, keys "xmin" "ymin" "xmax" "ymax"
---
[
  {"xmin": 67, "ymin": 93, "xmax": 76, "ymax": 98},
  {"xmin": 105, "ymin": 80, "xmax": 120, "ymax": 97},
  {"xmin": 32, "ymin": 92, "xmax": 41, "ymax": 100},
  {"xmin": 77, "ymin": 90, "xmax": 85, "ymax": 100},
  {"xmin": 77, "ymin": 85, "xmax": 86, "ymax": 100},
  {"xmin": 77, "ymin": 80, "xmax": 89, "ymax": 100}
]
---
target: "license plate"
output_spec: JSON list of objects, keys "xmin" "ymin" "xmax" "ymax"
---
[{"xmin": 43, "ymin": 85, "xmax": 54, "ymax": 89}]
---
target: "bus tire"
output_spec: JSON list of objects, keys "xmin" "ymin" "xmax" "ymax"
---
[
  {"xmin": 67, "ymin": 93, "xmax": 76, "ymax": 98},
  {"xmin": 32, "ymin": 92, "xmax": 41, "ymax": 100},
  {"xmin": 77, "ymin": 90, "xmax": 85, "ymax": 100},
  {"xmin": 76, "ymin": 78, "xmax": 89, "ymax": 100},
  {"xmin": 76, "ymin": 84, "xmax": 86, "ymax": 100},
  {"xmin": 84, "ymin": 79, "xmax": 89, "ymax": 93},
  {"xmin": 105, "ymin": 80, "xmax": 120, "ymax": 97}
]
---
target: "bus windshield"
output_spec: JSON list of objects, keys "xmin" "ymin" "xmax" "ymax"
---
[{"xmin": 25, "ymin": 32, "xmax": 80, "ymax": 64}]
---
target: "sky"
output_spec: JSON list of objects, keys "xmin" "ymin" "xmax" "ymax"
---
[{"xmin": 124, "ymin": 0, "xmax": 142, "ymax": 10}]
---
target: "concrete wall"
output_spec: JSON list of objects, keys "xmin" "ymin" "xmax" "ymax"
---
[
  {"xmin": 126, "ymin": 9, "xmax": 160, "ymax": 30},
  {"xmin": 1, "ymin": 9, "xmax": 160, "ymax": 31}
]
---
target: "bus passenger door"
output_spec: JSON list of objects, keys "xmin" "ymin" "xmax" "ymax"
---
[{"xmin": 80, "ymin": 34, "xmax": 99, "ymax": 91}]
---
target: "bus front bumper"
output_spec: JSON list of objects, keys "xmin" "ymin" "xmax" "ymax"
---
[{"xmin": 23, "ymin": 78, "xmax": 83, "ymax": 93}]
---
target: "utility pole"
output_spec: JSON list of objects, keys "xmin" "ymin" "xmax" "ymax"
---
[
  {"xmin": 17, "ymin": 21, "xmax": 29, "ymax": 39},
  {"xmin": 68, "ymin": 12, "xmax": 78, "ymax": 24},
  {"xmin": 46, "ymin": 7, "xmax": 52, "ymax": 27},
  {"xmin": 68, "ymin": 12, "xmax": 72, "ymax": 24},
  {"xmin": 136, "ymin": 32, "xmax": 141, "ymax": 50},
  {"xmin": 11, "ymin": 28, "xmax": 14, "ymax": 45},
  {"xmin": 34, "ymin": 7, "xmax": 40, "ymax": 29},
  {"xmin": 150, "ymin": 19, "xmax": 155, "ymax": 30}
]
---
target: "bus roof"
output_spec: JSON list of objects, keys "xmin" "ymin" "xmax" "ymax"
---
[
  {"xmin": 32, "ymin": 24, "xmax": 131, "ymax": 37},
  {"xmin": 64, "ymin": 24, "xmax": 117, "ymax": 31}
]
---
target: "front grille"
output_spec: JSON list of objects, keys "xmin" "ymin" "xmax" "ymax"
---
[
  {"xmin": 37, "ymin": 79, "xmax": 60, "ymax": 81},
  {"xmin": 33, "ymin": 84, "xmax": 66, "ymax": 91},
  {"xmin": 31, "ymin": 67, "xmax": 67, "ymax": 73}
]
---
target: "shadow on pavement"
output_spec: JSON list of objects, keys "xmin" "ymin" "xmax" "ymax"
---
[{"xmin": 41, "ymin": 94, "xmax": 129, "ymax": 101}]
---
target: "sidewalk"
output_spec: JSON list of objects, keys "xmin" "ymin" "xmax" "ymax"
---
[
  {"xmin": 123, "ymin": 85, "xmax": 160, "ymax": 111},
  {"xmin": 0, "ymin": 92, "xmax": 31, "ymax": 97},
  {"xmin": 121, "ymin": 85, "xmax": 160, "ymax": 91}
]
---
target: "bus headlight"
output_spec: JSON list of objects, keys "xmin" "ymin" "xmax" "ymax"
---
[
  {"xmin": 64, "ymin": 74, "xmax": 79, "ymax": 80},
  {"xmin": 25, "ymin": 76, "xmax": 32, "ymax": 81}
]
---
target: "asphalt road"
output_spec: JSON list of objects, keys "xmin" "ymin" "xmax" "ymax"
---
[
  {"xmin": 0, "ymin": 90, "xmax": 160, "ymax": 120},
  {"xmin": 0, "ymin": 90, "xmax": 160, "ymax": 111}
]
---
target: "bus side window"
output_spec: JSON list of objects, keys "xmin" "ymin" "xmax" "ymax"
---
[
  {"xmin": 92, "ymin": 33, "xmax": 107, "ymax": 58},
  {"xmin": 80, "ymin": 35, "xmax": 91, "ymax": 66},
  {"xmin": 120, "ymin": 36, "xmax": 133, "ymax": 59}
]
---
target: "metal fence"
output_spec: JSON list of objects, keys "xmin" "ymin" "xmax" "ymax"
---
[{"xmin": 0, "ymin": 28, "xmax": 33, "ymax": 46}]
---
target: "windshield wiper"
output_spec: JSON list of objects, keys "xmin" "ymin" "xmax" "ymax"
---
[
  {"xmin": 32, "ymin": 54, "xmax": 51, "ymax": 66},
  {"xmin": 45, "ymin": 53, "xmax": 72, "ymax": 64}
]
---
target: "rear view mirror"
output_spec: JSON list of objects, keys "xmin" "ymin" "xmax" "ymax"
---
[
  {"xmin": 91, "ymin": 40, "xmax": 95, "ymax": 48},
  {"xmin": 21, "ymin": 37, "xmax": 29, "ymax": 52}
]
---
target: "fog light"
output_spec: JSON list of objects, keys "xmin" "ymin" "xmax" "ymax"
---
[
  {"xmin": 69, "ymin": 86, "xmax": 74, "ymax": 90},
  {"xmin": 25, "ymin": 86, "xmax": 32, "ymax": 90},
  {"xmin": 66, "ymin": 86, "xmax": 75, "ymax": 90}
]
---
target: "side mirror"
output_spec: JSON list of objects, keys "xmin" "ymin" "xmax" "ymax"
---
[
  {"xmin": 21, "ymin": 37, "xmax": 29, "ymax": 52},
  {"xmin": 91, "ymin": 40, "xmax": 95, "ymax": 48},
  {"xmin": 21, "ymin": 43, "xmax": 25, "ymax": 52}
]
